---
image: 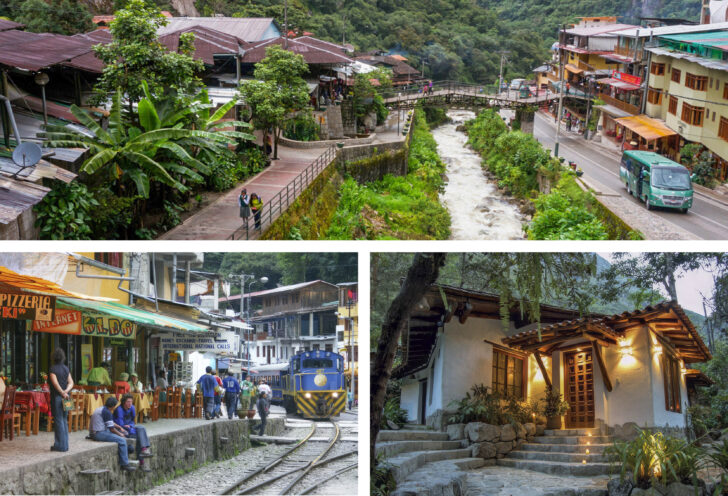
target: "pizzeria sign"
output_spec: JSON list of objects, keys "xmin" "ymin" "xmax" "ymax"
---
[{"xmin": 0, "ymin": 291, "xmax": 55, "ymax": 321}]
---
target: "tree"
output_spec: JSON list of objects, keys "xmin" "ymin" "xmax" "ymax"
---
[
  {"xmin": 238, "ymin": 45, "xmax": 310, "ymax": 159},
  {"xmin": 16, "ymin": 0, "xmax": 93, "ymax": 35},
  {"xmin": 92, "ymin": 0, "xmax": 203, "ymax": 110},
  {"xmin": 370, "ymin": 253, "xmax": 447, "ymax": 468},
  {"xmin": 43, "ymin": 90, "xmax": 233, "ymax": 198}
]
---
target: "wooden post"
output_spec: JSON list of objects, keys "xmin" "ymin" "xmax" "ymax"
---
[
  {"xmin": 1, "ymin": 70, "xmax": 10, "ymax": 147},
  {"xmin": 591, "ymin": 340, "xmax": 613, "ymax": 392},
  {"xmin": 534, "ymin": 352, "xmax": 552, "ymax": 389},
  {"xmin": 73, "ymin": 71, "xmax": 82, "ymax": 107}
]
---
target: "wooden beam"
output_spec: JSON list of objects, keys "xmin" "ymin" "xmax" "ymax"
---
[
  {"xmin": 592, "ymin": 341, "xmax": 613, "ymax": 392},
  {"xmin": 458, "ymin": 301, "xmax": 473, "ymax": 324},
  {"xmin": 534, "ymin": 352, "xmax": 552, "ymax": 388},
  {"xmin": 521, "ymin": 332, "xmax": 581, "ymax": 351}
]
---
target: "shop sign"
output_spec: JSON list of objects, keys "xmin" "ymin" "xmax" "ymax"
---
[
  {"xmin": 169, "ymin": 352, "xmax": 180, "ymax": 362},
  {"xmin": 109, "ymin": 338, "xmax": 127, "ymax": 346},
  {"xmin": 612, "ymin": 70, "xmax": 642, "ymax": 86},
  {"xmin": 81, "ymin": 312, "xmax": 137, "ymax": 339},
  {"xmin": 0, "ymin": 291, "xmax": 55, "ymax": 321},
  {"xmin": 159, "ymin": 331, "xmax": 239, "ymax": 354},
  {"xmin": 32, "ymin": 309, "xmax": 81, "ymax": 334}
]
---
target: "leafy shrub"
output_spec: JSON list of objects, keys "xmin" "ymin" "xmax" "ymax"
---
[
  {"xmin": 241, "ymin": 147, "xmax": 269, "ymax": 172},
  {"xmin": 381, "ymin": 397, "xmax": 409, "ymax": 429},
  {"xmin": 283, "ymin": 113, "xmax": 320, "ymax": 142},
  {"xmin": 448, "ymin": 383, "xmax": 538, "ymax": 425},
  {"xmin": 89, "ymin": 187, "xmax": 137, "ymax": 239},
  {"xmin": 371, "ymin": 457, "xmax": 397, "ymax": 496},
  {"xmin": 34, "ymin": 181, "xmax": 98, "ymax": 240},
  {"xmin": 205, "ymin": 153, "xmax": 247, "ymax": 192},
  {"xmin": 421, "ymin": 105, "xmax": 450, "ymax": 128},
  {"xmin": 604, "ymin": 427, "xmax": 706, "ymax": 488},
  {"xmin": 691, "ymin": 152, "xmax": 718, "ymax": 188}
]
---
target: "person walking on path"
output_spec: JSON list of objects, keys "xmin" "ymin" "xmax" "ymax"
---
[
  {"xmin": 347, "ymin": 390, "xmax": 354, "ymax": 411},
  {"xmin": 238, "ymin": 188, "xmax": 250, "ymax": 226},
  {"xmin": 49, "ymin": 347, "xmax": 73, "ymax": 452},
  {"xmin": 212, "ymin": 371, "xmax": 223, "ymax": 418},
  {"xmin": 89, "ymin": 396, "xmax": 136, "ymax": 471},
  {"xmin": 222, "ymin": 371, "xmax": 240, "ymax": 419},
  {"xmin": 114, "ymin": 394, "xmax": 154, "ymax": 471},
  {"xmin": 87, "ymin": 361, "xmax": 111, "ymax": 387},
  {"xmin": 256, "ymin": 391, "xmax": 269, "ymax": 436},
  {"xmin": 240, "ymin": 375, "xmax": 254, "ymax": 411},
  {"xmin": 250, "ymin": 193, "xmax": 263, "ymax": 230},
  {"xmin": 196, "ymin": 366, "xmax": 217, "ymax": 420}
]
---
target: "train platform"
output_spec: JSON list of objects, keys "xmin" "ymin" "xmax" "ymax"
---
[{"xmin": 0, "ymin": 414, "xmax": 286, "ymax": 494}]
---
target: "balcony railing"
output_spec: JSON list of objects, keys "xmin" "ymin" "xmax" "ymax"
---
[
  {"xmin": 598, "ymin": 93, "xmax": 640, "ymax": 116},
  {"xmin": 614, "ymin": 45, "xmax": 640, "ymax": 60}
]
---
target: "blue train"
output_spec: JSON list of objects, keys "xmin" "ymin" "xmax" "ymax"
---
[{"xmin": 249, "ymin": 350, "xmax": 346, "ymax": 419}]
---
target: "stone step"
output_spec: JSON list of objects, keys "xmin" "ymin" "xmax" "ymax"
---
[
  {"xmin": 403, "ymin": 423, "xmax": 431, "ymax": 431},
  {"xmin": 521, "ymin": 442, "xmax": 611, "ymax": 453},
  {"xmin": 375, "ymin": 439, "xmax": 467, "ymax": 458},
  {"xmin": 544, "ymin": 428, "xmax": 602, "ymax": 436},
  {"xmin": 507, "ymin": 450, "xmax": 608, "ymax": 463},
  {"xmin": 387, "ymin": 448, "xmax": 474, "ymax": 483},
  {"xmin": 392, "ymin": 458, "xmax": 487, "ymax": 496},
  {"xmin": 496, "ymin": 457, "xmax": 611, "ymax": 476},
  {"xmin": 532, "ymin": 435, "xmax": 612, "ymax": 445},
  {"xmin": 378, "ymin": 429, "xmax": 450, "ymax": 442}
]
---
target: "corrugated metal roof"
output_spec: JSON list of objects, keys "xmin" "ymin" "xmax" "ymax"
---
[
  {"xmin": 615, "ymin": 114, "xmax": 676, "ymax": 141},
  {"xmin": 612, "ymin": 21, "xmax": 728, "ymax": 39},
  {"xmin": 0, "ymin": 30, "xmax": 97, "ymax": 71},
  {"xmin": 0, "ymin": 177, "xmax": 50, "ymax": 224},
  {"xmin": 645, "ymin": 46, "xmax": 728, "ymax": 71},
  {"xmin": 0, "ymin": 19, "xmax": 23, "ymax": 32},
  {"xmin": 242, "ymin": 37, "xmax": 353, "ymax": 64},
  {"xmin": 0, "ymin": 266, "xmax": 113, "ymax": 300},
  {"xmin": 249, "ymin": 280, "xmax": 338, "ymax": 297},
  {"xmin": 159, "ymin": 26, "xmax": 246, "ymax": 65},
  {"xmin": 158, "ymin": 17, "xmax": 278, "ymax": 42},
  {"xmin": 659, "ymin": 30, "xmax": 728, "ymax": 50},
  {"xmin": 566, "ymin": 23, "xmax": 638, "ymax": 36}
]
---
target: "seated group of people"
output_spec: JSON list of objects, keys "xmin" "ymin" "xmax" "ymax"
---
[{"xmin": 89, "ymin": 394, "xmax": 153, "ymax": 472}]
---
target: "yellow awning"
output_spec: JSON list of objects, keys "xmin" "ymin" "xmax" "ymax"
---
[
  {"xmin": 614, "ymin": 115, "xmax": 677, "ymax": 141},
  {"xmin": 565, "ymin": 64, "xmax": 584, "ymax": 74},
  {"xmin": 0, "ymin": 266, "xmax": 115, "ymax": 301}
]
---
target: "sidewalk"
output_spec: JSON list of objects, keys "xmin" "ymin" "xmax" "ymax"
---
[{"xmin": 160, "ymin": 143, "xmax": 328, "ymax": 240}]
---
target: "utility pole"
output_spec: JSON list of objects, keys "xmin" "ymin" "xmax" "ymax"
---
[
  {"xmin": 554, "ymin": 24, "xmax": 566, "ymax": 158},
  {"xmin": 498, "ymin": 52, "xmax": 509, "ymax": 95}
]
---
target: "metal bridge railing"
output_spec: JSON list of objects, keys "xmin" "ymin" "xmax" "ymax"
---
[{"xmin": 229, "ymin": 145, "xmax": 338, "ymax": 240}]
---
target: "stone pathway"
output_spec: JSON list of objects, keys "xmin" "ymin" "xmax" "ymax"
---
[
  {"xmin": 159, "ymin": 143, "xmax": 328, "ymax": 240},
  {"xmin": 464, "ymin": 466, "xmax": 609, "ymax": 496}
]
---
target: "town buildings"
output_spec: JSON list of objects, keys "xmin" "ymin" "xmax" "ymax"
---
[{"xmin": 336, "ymin": 282, "xmax": 358, "ymax": 394}]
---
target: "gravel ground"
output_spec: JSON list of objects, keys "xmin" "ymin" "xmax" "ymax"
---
[{"xmin": 144, "ymin": 418, "xmax": 358, "ymax": 496}]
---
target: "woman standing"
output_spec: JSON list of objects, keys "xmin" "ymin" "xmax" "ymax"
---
[
  {"xmin": 49, "ymin": 347, "xmax": 74, "ymax": 452},
  {"xmin": 238, "ymin": 188, "xmax": 250, "ymax": 227},
  {"xmin": 250, "ymin": 193, "xmax": 263, "ymax": 230}
]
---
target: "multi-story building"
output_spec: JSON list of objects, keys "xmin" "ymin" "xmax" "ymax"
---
[
  {"xmin": 336, "ymin": 282, "xmax": 358, "ymax": 392},
  {"xmin": 249, "ymin": 281, "xmax": 339, "ymax": 366},
  {"xmin": 645, "ymin": 29, "xmax": 728, "ymax": 178}
]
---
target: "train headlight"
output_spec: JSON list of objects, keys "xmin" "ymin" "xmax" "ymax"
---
[
  {"xmin": 332, "ymin": 392, "xmax": 339, "ymax": 398},
  {"xmin": 305, "ymin": 393, "xmax": 312, "ymax": 399}
]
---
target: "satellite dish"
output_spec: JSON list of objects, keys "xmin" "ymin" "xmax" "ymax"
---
[{"xmin": 12, "ymin": 142, "xmax": 43, "ymax": 167}]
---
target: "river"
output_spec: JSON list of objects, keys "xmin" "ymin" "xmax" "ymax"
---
[{"xmin": 433, "ymin": 110, "xmax": 527, "ymax": 240}]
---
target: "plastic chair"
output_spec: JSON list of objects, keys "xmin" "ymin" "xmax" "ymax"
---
[{"xmin": 0, "ymin": 386, "xmax": 20, "ymax": 441}]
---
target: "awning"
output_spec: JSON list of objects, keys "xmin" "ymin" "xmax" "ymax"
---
[
  {"xmin": 602, "ymin": 53, "xmax": 635, "ymax": 64},
  {"xmin": 594, "ymin": 104, "xmax": 634, "ymax": 119},
  {"xmin": 614, "ymin": 115, "xmax": 677, "ymax": 141},
  {"xmin": 57, "ymin": 298, "xmax": 210, "ymax": 334},
  {"xmin": 565, "ymin": 64, "xmax": 584, "ymax": 74},
  {"xmin": 596, "ymin": 78, "xmax": 641, "ymax": 91},
  {"xmin": 0, "ymin": 266, "xmax": 113, "ymax": 301}
]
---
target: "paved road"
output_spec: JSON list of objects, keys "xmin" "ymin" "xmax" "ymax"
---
[{"xmin": 533, "ymin": 112, "xmax": 728, "ymax": 240}]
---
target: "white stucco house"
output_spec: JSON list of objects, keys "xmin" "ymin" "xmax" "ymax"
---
[{"xmin": 394, "ymin": 284, "xmax": 712, "ymax": 434}]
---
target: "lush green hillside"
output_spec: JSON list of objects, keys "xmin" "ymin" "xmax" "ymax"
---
[{"xmin": 194, "ymin": 0, "xmax": 702, "ymax": 82}]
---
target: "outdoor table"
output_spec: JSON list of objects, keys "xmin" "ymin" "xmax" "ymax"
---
[
  {"xmin": 15, "ymin": 391, "xmax": 48, "ymax": 436},
  {"xmin": 84, "ymin": 393, "xmax": 105, "ymax": 416}
]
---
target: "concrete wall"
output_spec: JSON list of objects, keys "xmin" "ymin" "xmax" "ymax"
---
[
  {"xmin": 0, "ymin": 418, "xmax": 284, "ymax": 495},
  {"xmin": 401, "ymin": 380, "xmax": 421, "ymax": 422}
]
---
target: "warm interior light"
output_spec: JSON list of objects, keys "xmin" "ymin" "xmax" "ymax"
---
[
  {"xmin": 653, "ymin": 344, "xmax": 663, "ymax": 354},
  {"xmin": 586, "ymin": 449, "xmax": 590, "ymax": 454},
  {"xmin": 586, "ymin": 441, "xmax": 591, "ymax": 445},
  {"xmin": 582, "ymin": 459, "xmax": 587, "ymax": 464},
  {"xmin": 577, "ymin": 348, "xmax": 581, "ymax": 352},
  {"xmin": 587, "ymin": 433, "xmax": 592, "ymax": 437}
]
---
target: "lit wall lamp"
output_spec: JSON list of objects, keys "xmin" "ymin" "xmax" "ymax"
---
[
  {"xmin": 653, "ymin": 344, "xmax": 662, "ymax": 355},
  {"xmin": 618, "ymin": 339, "xmax": 633, "ymax": 357}
]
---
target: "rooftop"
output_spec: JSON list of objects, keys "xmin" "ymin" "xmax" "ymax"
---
[
  {"xmin": 241, "ymin": 36, "xmax": 353, "ymax": 65},
  {"xmin": 158, "ymin": 17, "xmax": 279, "ymax": 42},
  {"xmin": 612, "ymin": 21, "xmax": 728, "ymax": 39},
  {"xmin": 565, "ymin": 23, "xmax": 639, "ymax": 37}
]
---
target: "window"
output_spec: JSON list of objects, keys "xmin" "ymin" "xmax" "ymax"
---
[
  {"xmin": 719, "ymin": 117, "xmax": 728, "ymax": 142},
  {"xmin": 662, "ymin": 353, "xmax": 682, "ymax": 413},
  {"xmin": 671, "ymin": 68, "xmax": 681, "ymax": 83},
  {"xmin": 302, "ymin": 358, "xmax": 333, "ymax": 368},
  {"xmin": 668, "ymin": 96, "xmax": 678, "ymax": 115},
  {"xmin": 94, "ymin": 253, "xmax": 124, "ymax": 269},
  {"xmin": 492, "ymin": 349, "xmax": 525, "ymax": 399},
  {"xmin": 685, "ymin": 73, "xmax": 708, "ymax": 91},
  {"xmin": 337, "ymin": 331, "xmax": 344, "ymax": 341},
  {"xmin": 325, "ymin": 344, "xmax": 333, "ymax": 352},
  {"xmin": 724, "ymin": 83, "xmax": 728, "ymax": 100},
  {"xmin": 256, "ymin": 346, "xmax": 259, "ymax": 357},
  {"xmin": 651, "ymin": 62, "xmax": 665, "ymax": 75},
  {"xmin": 681, "ymin": 103, "xmax": 705, "ymax": 126},
  {"xmin": 647, "ymin": 87, "xmax": 662, "ymax": 105}
]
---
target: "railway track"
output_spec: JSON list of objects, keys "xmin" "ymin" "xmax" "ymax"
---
[{"xmin": 220, "ymin": 421, "xmax": 357, "ymax": 495}]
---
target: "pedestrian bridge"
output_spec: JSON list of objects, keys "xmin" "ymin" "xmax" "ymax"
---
[{"xmin": 380, "ymin": 80, "xmax": 589, "ymax": 110}]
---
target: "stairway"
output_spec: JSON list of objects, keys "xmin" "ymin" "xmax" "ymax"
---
[
  {"xmin": 377, "ymin": 426, "xmax": 482, "ymax": 496},
  {"xmin": 498, "ymin": 428, "xmax": 613, "ymax": 476}
]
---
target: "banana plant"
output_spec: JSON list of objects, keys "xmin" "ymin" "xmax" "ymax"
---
[{"xmin": 42, "ymin": 90, "xmax": 235, "ymax": 198}]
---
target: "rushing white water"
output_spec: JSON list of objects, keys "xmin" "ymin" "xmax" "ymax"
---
[{"xmin": 434, "ymin": 110, "xmax": 527, "ymax": 240}]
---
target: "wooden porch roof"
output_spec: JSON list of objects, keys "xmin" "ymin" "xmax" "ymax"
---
[{"xmin": 502, "ymin": 301, "xmax": 711, "ymax": 363}]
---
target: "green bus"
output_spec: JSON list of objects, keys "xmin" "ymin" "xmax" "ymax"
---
[{"xmin": 619, "ymin": 150, "xmax": 693, "ymax": 213}]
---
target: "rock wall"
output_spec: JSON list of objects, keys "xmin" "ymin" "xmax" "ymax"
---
[
  {"xmin": 0, "ymin": 418, "xmax": 284, "ymax": 495},
  {"xmin": 455, "ymin": 421, "xmax": 539, "ymax": 462}
]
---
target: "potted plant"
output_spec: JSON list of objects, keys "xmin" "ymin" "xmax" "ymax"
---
[{"xmin": 542, "ymin": 386, "xmax": 569, "ymax": 430}]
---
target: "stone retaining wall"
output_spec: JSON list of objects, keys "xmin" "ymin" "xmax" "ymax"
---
[
  {"xmin": 279, "ymin": 134, "xmax": 375, "ymax": 149},
  {"xmin": 0, "ymin": 417, "xmax": 284, "ymax": 495}
]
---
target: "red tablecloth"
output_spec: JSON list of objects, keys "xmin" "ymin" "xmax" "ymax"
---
[{"xmin": 15, "ymin": 391, "xmax": 49, "ymax": 414}]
